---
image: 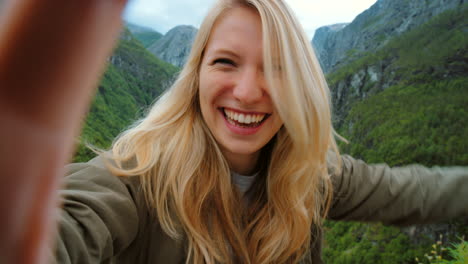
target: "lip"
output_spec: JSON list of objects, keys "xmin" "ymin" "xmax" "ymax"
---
[
  {"xmin": 219, "ymin": 108, "xmax": 268, "ymax": 135},
  {"xmin": 223, "ymin": 106, "xmax": 270, "ymax": 116}
]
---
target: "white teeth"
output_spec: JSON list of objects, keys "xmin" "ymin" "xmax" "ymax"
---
[
  {"xmin": 223, "ymin": 108, "xmax": 266, "ymax": 124},
  {"xmin": 238, "ymin": 114, "xmax": 245, "ymax": 123}
]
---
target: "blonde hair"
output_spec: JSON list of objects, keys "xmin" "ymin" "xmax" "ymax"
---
[{"xmin": 106, "ymin": 0, "xmax": 340, "ymax": 263}]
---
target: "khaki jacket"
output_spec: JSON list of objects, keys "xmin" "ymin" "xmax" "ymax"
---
[{"xmin": 53, "ymin": 156, "xmax": 468, "ymax": 264}]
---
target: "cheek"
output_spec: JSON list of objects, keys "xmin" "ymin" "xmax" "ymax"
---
[
  {"xmin": 199, "ymin": 71, "xmax": 214, "ymax": 103},
  {"xmin": 199, "ymin": 72, "xmax": 231, "ymax": 108},
  {"xmin": 199, "ymin": 71, "xmax": 211, "ymax": 106},
  {"xmin": 269, "ymin": 113, "xmax": 284, "ymax": 134},
  {"xmin": 198, "ymin": 86, "xmax": 211, "ymax": 124},
  {"xmin": 198, "ymin": 73, "xmax": 219, "ymax": 127}
]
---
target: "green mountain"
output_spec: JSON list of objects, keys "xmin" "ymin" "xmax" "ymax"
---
[
  {"xmin": 147, "ymin": 25, "xmax": 198, "ymax": 67},
  {"xmin": 133, "ymin": 31, "xmax": 163, "ymax": 48},
  {"xmin": 331, "ymin": 5, "xmax": 468, "ymax": 166},
  {"xmin": 126, "ymin": 23, "xmax": 163, "ymax": 48},
  {"xmin": 322, "ymin": 5, "xmax": 468, "ymax": 264},
  {"xmin": 312, "ymin": 0, "xmax": 463, "ymax": 73},
  {"xmin": 73, "ymin": 28, "xmax": 179, "ymax": 162}
]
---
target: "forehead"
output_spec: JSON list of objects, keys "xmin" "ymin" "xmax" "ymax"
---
[{"xmin": 205, "ymin": 7, "xmax": 263, "ymax": 55}]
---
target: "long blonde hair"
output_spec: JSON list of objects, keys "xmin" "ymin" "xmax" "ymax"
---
[{"xmin": 106, "ymin": 0, "xmax": 340, "ymax": 263}]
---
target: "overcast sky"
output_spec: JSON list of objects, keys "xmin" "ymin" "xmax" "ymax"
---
[{"xmin": 123, "ymin": 0, "xmax": 377, "ymax": 40}]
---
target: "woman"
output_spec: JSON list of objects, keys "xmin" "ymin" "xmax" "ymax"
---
[
  {"xmin": 1, "ymin": 0, "xmax": 466, "ymax": 264},
  {"xmin": 88, "ymin": 1, "xmax": 335, "ymax": 263}
]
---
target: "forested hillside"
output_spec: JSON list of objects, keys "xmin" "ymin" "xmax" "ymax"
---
[
  {"xmin": 73, "ymin": 28, "xmax": 179, "ymax": 162},
  {"xmin": 331, "ymin": 6, "xmax": 467, "ymax": 166},
  {"xmin": 322, "ymin": 5, "xmax": 468, "ymax": 263}
]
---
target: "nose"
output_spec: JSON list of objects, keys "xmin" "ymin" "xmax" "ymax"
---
[{"xmin": 232, "ymin": 67, "xmax": 265, "ymax": 105}]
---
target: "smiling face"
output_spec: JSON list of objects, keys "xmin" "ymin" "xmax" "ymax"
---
[{"xmin": 199, "ymin": 6, "xmax": 283, "ymax": 174}]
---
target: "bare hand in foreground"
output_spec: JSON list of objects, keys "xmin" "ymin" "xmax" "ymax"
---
[{"xmin": 0, "ymin": 1, "xmax": 128, "ymax": 263}]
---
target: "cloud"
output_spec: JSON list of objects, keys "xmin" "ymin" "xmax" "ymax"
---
[
  {"xmin": 124, "ymin": 0, "xmax": 216, "ymax": 34},
  {"xmin": 124, "ymin": 0, "xmax": 376, "ymax": 39},
  {"xmin": 287, "ymin": 0, "xmax": 377, "ymax": 37}
]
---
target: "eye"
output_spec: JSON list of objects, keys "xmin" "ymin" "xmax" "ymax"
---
[{"xmin": 213, "ymin": 58, "xmax": 236, "ymax": 66}]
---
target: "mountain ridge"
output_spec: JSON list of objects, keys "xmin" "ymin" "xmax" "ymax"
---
[
  {"xmin": 312, "ymin": 0, "xmax": 465, "ymax": 73},
  {"xmin": 148, "ymin": 25, "xmax": 198, "ymax": 68},
  {"xmin": 126, "ymin": 22, "xmax": 163, "ymax": 48}
]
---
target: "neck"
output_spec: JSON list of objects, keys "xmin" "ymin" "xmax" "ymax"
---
[{"xmin": 222, "ymin": 150, "xmax": 260, "ymax": 175}]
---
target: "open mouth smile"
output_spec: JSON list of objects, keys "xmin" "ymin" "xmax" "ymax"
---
[{"xmin": 219, "ymin": 107, "xmax": 271, "ymax": 130}]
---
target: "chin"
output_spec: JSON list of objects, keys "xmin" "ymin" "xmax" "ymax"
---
[{"xmin": 222, "ymin": 141, "xmax": 263, "ymax": 156}]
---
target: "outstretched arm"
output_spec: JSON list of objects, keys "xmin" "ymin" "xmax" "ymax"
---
[
  {"xmin": 0, "ymin": 1, "xmax": 127, "ymax": 263},
  {"xmin": 329, "ymin": 154, "xmax": 468, "ymax": 225}
]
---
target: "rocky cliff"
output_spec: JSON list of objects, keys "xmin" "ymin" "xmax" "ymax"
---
[
  {"xmin": 313, "ymin": 0, "xmax": 465, "ymax": 73},
  {"xmin": 148, "ymin": 25, "xmax": 198, "ymax": 68},
  {"xmin": 311, "ymin": 23, "xmax": 348, "ymax": 70}
]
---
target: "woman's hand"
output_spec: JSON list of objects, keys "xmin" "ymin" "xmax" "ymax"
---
[{"xmin": 0, "ymin": 0, "xmax": 128, "ymax": 263}]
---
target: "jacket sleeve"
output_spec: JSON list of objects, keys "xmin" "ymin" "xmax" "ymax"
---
[
  {"xmin": 328, "ymin": 154, "xmax": 468, "ymax": 225},
  {"xmin": 52, "ymin": 157, "xmax": 142, "ymax": 264}
]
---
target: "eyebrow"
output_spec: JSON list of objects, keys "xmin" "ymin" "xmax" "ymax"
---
[{"xmin": 209, "ymin": 48, "xmax": 241, "ymax": 59}]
